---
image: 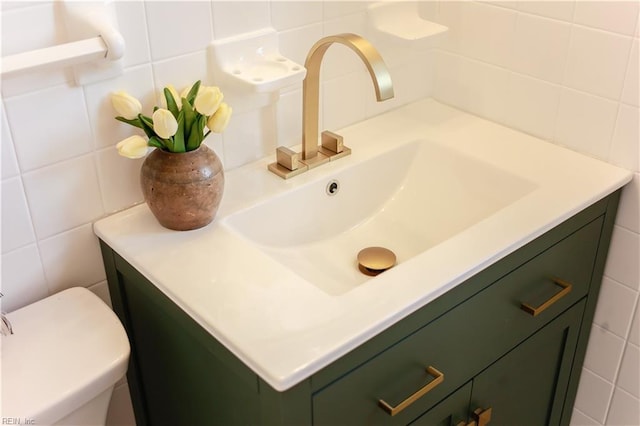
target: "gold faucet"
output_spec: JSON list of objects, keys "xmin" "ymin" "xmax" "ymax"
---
[{"xmin": 268, "ymin": 33, "xmax": 394, "ymax": 179}]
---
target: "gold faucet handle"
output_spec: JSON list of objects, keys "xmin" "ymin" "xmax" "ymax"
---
[
  {"xmin": 321, "ymin": 130, "xmax": 344, "ymax": 153},
  {"xmin": 319, "ymin": 130, "xmax": 352, "ymax": 160},
  {"xmin": 276, "ymin": 146, "xmax": 300, "ymax": 171},
  {"xmin": 267, "ymin": 146, "xmax": 309, "ymax": 179}
]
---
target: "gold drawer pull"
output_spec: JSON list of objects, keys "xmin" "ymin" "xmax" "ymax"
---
[
  {"xmin": 521, "ymin": 278, "xmax": 572, "ymax": 317},
  {"xmin": 457, "ymin": 407, "xmax": 493, "ymax": 426},
  {"xmin": 378, "ymin": 366, "xmax": 444, "ymax": 416}
]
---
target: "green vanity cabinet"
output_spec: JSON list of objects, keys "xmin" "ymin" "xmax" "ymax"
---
[{"xmin": 100, "ymin": 191, "xmax": 621, "ymax": 426}]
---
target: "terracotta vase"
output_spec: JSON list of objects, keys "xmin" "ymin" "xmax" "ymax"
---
[{"xmin": 140, "ymin": 144, "xmax": 224, "ymax": 231}]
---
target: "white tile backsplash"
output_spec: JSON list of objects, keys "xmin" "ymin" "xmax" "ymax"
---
[
  {"xmin": 504, "ymin": 72, "xmax": 562, "ymax": 141},
  {"xmin": 616, "ymin": 174, "xmax": 640, "ymax": 234},
  {"xmin": 22, "ymin": 155, "xmax": 104, "ymax": 239},
  {"xmin": 276, "ymin": 88, "xmax": 303, "ymax": 148},
  {"xmin": 38, "ymin": 224, "xmax": 106, "ymax": 294},
  {"xmin": 455, "ymin": 1, "xmax": 518, "ymax": 68},
  {"xmin": 573, "ymin": 1, "xmax": 640, "ymax": 36},
  {"xmin": 610, "ymin": 104, "xmax": 640, "ymax": 172},
  {"xmin": 554, "ymin": 88, "xmax": 618, "ymax": 160},
  {"xmin": 0, "ymin": 244, "xmax": 48, "ymax": 312},
  {"xmin": 629, "ymin": 304, "xmax": 640, "ymax": 346},
  {"xmin": 323, "ymin": 71, "xmax": 367, "ymax": 131},
  {"xmin": 145, "ymin": 1, "xmax": 213, "ymax": 61},
  {"xmin": 1, "ymin": 104, "xmax": 19, "ymax": 179},
  {"xmin": 574, "ymin": 368, "xmax": 614, "ymax": 423},
  {"xmin": 570, "ymin": 409, "xmax": 600, "ymax": 426},
  {"xmin": 607, "ymin": 388, "xmax": 640, "ymax": 426},
  {"xmin": 509, "ymin": 13, "xmax": 571, "ymax": 83},
  {"xmin": 563, "ymin": 26, "xmax": 633, "ymax": 101},
  {"xmin": 271, "ymin": 1, "xmax": 322, "ymax": 31},
  {"xmin": 222, "ymin": 105, "xmax": 277, "ymax": 170},
  {"xmin": 593, "ymin": 277, "xmax": 638, "ymax": 339},
  {"xmin": 95, "ymin": 147, "xmax": 145, "ymax": 214},
  {"xmin": 1, "ymin": 177, "xmax": 36, "ymax": 253},
  {"xmin": 114, "ymin": 1, "xmax": 151, "ymax": 68},
  {"xmin": 434, "ymin": 51, "xmax": 511, "ymax": 125},
  {"xmin": 211, "ymin": 1, "xmax": 271, "ymax": 39},
  {"xmin": 617, "ymin": 343, "xmax": 640, "ymax": 398},
  {"xmin": 323, "ymin": 1, "xmax": 370, "ymax": 20},
  {"xmin": 5, "ymin": 84, "xmax": 94, "ymax": 172},
  {"xmin": 605, "ymin": 226, "xmax": 640, "ymax": 291},
  {"xmin": 621, "ymin": 39, "xmax": 639, "ymax": 107},
  {"xmin": 515, "ymin": 1, "xmax": 576, "ymax": 22},
  {"xmin": 2, "ymin": 2, "xmax": 639, "ymax": 425},
  {"xmin": 584, "ymin": 324, "xmax": 626, "ymax": 382}
]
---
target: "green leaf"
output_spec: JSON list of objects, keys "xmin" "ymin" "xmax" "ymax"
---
[
  {"xmin": 185, "ymin": 80, "xmax": 201, "ymax": 105},
  {"xmin": 186, "ymin": 115, "xmax": 206, "ymax": 151},
  {"xmin": 164, "ymin": 88, "xmax": 179, "ymax": 119},
  {"xmin": 173, "ymin": 110, "xmax": 186, "ymax": 153},
  {"xmin": 115, "ymin": 116, "xmax": 143, "ymax": 129},
  {"xmin": 164, "ymin": 136, "xmax": 175, "ymax": 152},
  {"xmin": 153, "ymin": 106, "xmax": 159, "ymax": 113},
  {"xmin": 182, "ymin": 97, "xmax": 195, "ymax": 143},
  {"xmin": 148, "ymin": 136, "xmax": 166, "ymax": 149},
  {"xmin": 138, "ymin": 114, "xmax": 155, "ymax": 139}
]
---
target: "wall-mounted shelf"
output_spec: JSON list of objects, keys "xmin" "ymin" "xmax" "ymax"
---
[
  {"xmin": 208, "ymin": 28, "xmax": 306, "ymax": 94},
  {"xmin": 368, "ymin": 2, "xmax": 448, "ymax": 49},
  {"xmin": 0, "ymin": 0, "xmax": 124, "ymax": 85}
]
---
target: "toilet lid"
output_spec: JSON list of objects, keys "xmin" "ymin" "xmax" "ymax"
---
[{"xmin": 0, "ymin": 287, "xmax": 130, "ymax": 424}]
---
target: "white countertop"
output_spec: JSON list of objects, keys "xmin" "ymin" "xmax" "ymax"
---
[{"xmin": 94, "ymin": 99, "xmax": 632, "ymax": 391}]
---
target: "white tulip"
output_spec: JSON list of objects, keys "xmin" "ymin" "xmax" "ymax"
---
[
  {"xmin": 207, "ymin": 103, "xmax": 232, "ymax": 133},
  {"xmin": 194, "ymin": 86, "xmax": 224, "ymax": 116},
  {"xmin": 111, "ymin": 91, "xmax": 142, "ymax": 120},
  {"xmin": 152, "ymin": 108, "xmax": 179, "ymax": 139},
  {"xmin": 116, "ymin": 135, "xmax": 149, "ymax": 159}
]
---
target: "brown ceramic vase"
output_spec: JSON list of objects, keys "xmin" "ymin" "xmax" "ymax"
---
[{"xmin": 140, "ymin": 144, "xmax": 224, "ymax": 231}]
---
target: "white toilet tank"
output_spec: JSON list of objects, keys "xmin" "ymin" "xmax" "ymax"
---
[{"xmin": 1, "ymin": 287, "xmax": 130, "ymax": 425}]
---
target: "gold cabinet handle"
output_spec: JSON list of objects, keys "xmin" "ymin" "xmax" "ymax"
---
[
  {"xmin": 456, "ymin": 407, "xmax": 493, "ymax": 426},
  {"xmin": 378, "ymin": 366, "xmax": 444, "ymax": 416},
  {"xmin": 472, "ymin": 407, "xmax": 493, "ymax": 426},
  {"xmin": 521, "ymin": 278, "xmax": 572, "ymax": 317}
]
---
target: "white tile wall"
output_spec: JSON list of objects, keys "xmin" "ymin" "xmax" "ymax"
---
[
  {"xmin": 431, "ymin": 2, "xmax": 640, "ymax": 425},
  {"xmin": 1, "ymin": 1, "xmax": 638, "ymax": 425},
  {"xmin": 563, "ymin": 26, "xmax": 632, "ymax": 100}
]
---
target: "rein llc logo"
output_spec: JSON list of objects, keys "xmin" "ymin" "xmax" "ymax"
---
[{"xmin": 2, "ymin": 418, "xmax": 35, "ymax": 425}]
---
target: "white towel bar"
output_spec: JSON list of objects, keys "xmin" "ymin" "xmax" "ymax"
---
[
  {"xmin": 1, "ymin": 36, "xmax": 108, "ymax": 78},
  {"xmin": 1, "ymin": 0, "xmax": 125, "ymax": 85}
]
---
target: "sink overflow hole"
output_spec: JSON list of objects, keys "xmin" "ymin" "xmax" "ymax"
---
[{"xmin": 326, "ymin": 180, "xmax": 339, "ymax": 196}]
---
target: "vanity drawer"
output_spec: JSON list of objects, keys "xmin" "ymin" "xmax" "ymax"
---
[{"xmin": 312, "ymin": 217, "xmax": 603, "ymax": 425}]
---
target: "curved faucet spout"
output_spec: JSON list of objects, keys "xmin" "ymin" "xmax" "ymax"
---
[
  {"xmin": 267, "ymin": 33, "xmax": 394, "ymax": 179},
  {"xmin": 302, "ymin": 33, "xmax": 394, "ymax": 161}
]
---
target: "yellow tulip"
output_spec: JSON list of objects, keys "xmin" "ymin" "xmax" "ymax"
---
[
  {"xmin": 194, "ymin": 86, "xmax": 224, "ymax": 116},
  {"xmin": 207, "ymin": 103, "xmax": 232, "ymax": 133},
  {"xmin": 111, "ymin": 91, "xmax": 142, "ymax": 120},
  {"xmin": 152, "ymin": 108, "xmax": 179, "ymax": 139},
  {"xmin": 116, "ymin": 135, "xmax": 148, "ymax": 159}
]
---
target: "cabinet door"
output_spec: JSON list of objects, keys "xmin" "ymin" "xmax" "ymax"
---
[
  {"xmin": 410, "ymin": 382, "xmax": 472, "ymax": 426},
  {"xmin": 468, "ymin": 300, "xmax": 585, "ymax": 426}
]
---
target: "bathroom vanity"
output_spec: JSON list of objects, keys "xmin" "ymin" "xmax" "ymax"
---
[{"xmin": 95, "ymin": 99, "xmax": 631, "ymax": 426}]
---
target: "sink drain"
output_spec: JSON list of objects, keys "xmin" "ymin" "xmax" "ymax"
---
[{"xmin": 357, "ymin": 247, "xmax": 396, "ymax": 276}]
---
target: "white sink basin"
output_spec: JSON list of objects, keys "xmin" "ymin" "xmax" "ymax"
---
[{"xmin": 223, "ymin": 139, "xmax": 537, "ymax": 295}]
